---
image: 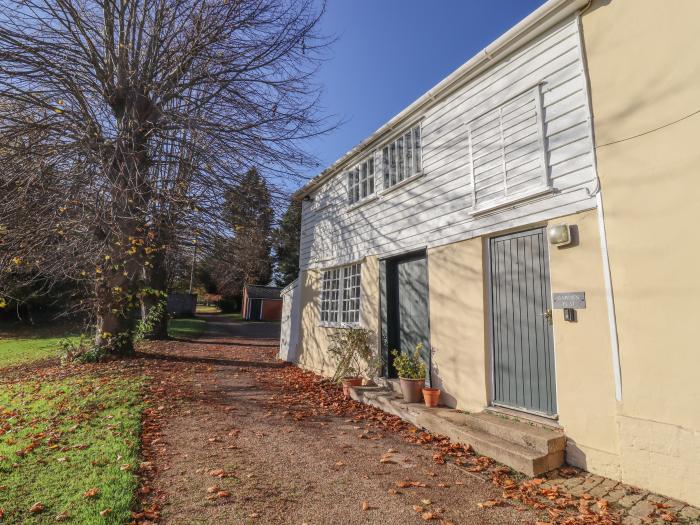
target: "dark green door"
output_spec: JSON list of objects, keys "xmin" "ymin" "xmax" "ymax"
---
[
  {"xmin": 385, "ymin": 252, "xmax": 431, "ymax": 379},
  {"xmin": 249, "ymin": 299, "xmax": 263, "ymax": 321},
  {"xmin": 490, "ymin": 228, "xmax": 557, "ymax": 416}
]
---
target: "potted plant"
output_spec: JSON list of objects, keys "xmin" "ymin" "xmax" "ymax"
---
[
  {"xmin": 328, "ymin": 327, "xmax": 379, "ymax": 398},
  {"xmin": 422, "ymin": 345, "xmax": 441, "ymax": 408},
  {"xmin": 391, "ymin": 344, "xmax": 426, "ymax": 403}
]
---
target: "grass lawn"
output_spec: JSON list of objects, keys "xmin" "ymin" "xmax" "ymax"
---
[
  {"xmin": 168, "ymin": 317, "xmax": 206, "ymax": 339},
  {"xmin": 0, "ymin": 373, "xmax": 144, "ymax": 524},
  {"xmin": 0, "ymin": 336, "xmax": 78, "ymax": 368},
  {"xmin": 195, "ymin": 304, "xmax": 220, "ymax": 314}
]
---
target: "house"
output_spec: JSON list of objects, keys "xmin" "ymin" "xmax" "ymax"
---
[
  {"xmin": 241, "ymin": 285, "xmax": 282, "ymax": 321},
  {"xmin": 283, "ymin": 0, "xmax": 700, "ymax": 507}
]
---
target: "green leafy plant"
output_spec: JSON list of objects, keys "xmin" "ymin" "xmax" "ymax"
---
[
  {"xmin": 58, "ymin": 335, "xmax": 107, "ymax": 364},
  {"xmin": 327, "ymin": 327, "xmax": 380, "ymax": 383},
  {"xmin": 391, "ymin": 343, "xmax": 426, "ymax": 379},
  {"xmin": 135, "ymin": 300, "xmax": 169, "ymax": 341}
]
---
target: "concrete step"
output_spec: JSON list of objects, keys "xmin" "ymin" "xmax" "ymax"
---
[
  {"xmin": 463, "ymin": 411, "xmax": 565, "ymax": 455},
  {"xmin": 349, "ymin": 386, "xmax": 564, "ymax": 477}
]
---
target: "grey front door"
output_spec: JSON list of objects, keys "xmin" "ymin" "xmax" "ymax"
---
[
  {"xmin": 386, "ymin": 252, "xmax": 431, "ymax": 379},
  {"xmin": 490, "ymin": 228, "xmax": 557, "ymax": 416}
]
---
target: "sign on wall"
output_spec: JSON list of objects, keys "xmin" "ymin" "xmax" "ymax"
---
[{"xmin": 552, "ymin": 292, "xmax": 586, "ymax": 309}]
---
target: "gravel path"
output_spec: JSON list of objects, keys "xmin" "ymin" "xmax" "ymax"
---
[{"xmin": 141, "ymin": 315, "xmax": 542, "ymax": 525}]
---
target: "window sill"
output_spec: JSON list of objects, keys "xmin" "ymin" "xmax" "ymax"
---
[
  {"xmin": 318, "ymin": 321, "xmax": 361, "ymax": 329},
  {"xmin": 345, "ymin": 194, "xmax": 378, "ymax": 213},
  {"xmin": 469, "ymin": 186, "xmax": 554, "ymax": 217},
  {"xmin": 378, "ymin": 171, "xmax": 424, "ymax": 198}
]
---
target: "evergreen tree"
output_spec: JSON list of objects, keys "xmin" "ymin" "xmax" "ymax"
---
[
  {"xmin": 275, "ymin": 200, "xmax": 302, "ymax": 286},
  {"xmin": 211, "ymin": 168, "xmax": 274, "ymax": 298}
]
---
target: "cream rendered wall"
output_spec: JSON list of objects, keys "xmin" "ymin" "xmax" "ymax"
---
[
  {"xmin": 582, "ymin": 0, "xmax": 700, "ymax": 505},
  {"xmin": 547, "ymin": 209, "xmax": 620, "ymax": 479},
  {"xmin": 296, "ymin": 256, "xmax": 380, "ymax": 377},
  {"xmin": 427, "ymin": 238, "xmax": 488, "ymax": 413}
]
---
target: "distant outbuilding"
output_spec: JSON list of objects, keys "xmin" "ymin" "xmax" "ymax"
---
[{"xmin": 242, "ymin": 285, "xmax": 283, "ymax": 321}]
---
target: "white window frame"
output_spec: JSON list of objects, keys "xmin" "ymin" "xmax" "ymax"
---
[
  {"xmin": 468, "ymin": 85, "xmax": 551, "ymax": 215},
  {"xmin": 320, "ymin": 268, "xmax": 340, "ymax": 324},
  {"xmin": 381, "ymin": 124, "xmax": 423, "ymax": 192},
  {"xmin": 319, "ymin": 262, "xmax": 362, "ymax": 327},
  {"xmin": 347, "ymin": 154, "xmax": 376, "ymax": 206}
]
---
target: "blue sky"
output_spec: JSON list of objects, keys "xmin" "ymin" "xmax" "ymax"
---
[{"xmin": 298, "ymin": 0, "xmax": 547, "ymax": 186}]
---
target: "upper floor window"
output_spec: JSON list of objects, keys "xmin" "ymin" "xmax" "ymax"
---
[
  {"xmin": 468, "ymin": 86, "xmax": 549, "ymax": 212},
  {"xmin": 347, "ymin": 156, "xmax": 375, "ymax": 205},
  {"xmin": 383, "ymin": 125, "xmax": 422, "ymax": 189},
  {"xmin": 320, "ymin": 263, "xmax": 362, "ymax": 325}
]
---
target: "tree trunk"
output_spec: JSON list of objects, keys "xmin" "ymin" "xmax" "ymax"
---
[{"xmin": 93, "ymin": 109, "xmax": 153, "ymax": 354}]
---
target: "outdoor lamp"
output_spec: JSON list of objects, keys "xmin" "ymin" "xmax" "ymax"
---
[{"xmin": 547, "ymin": 224, "xmax": 571, "ymax": 246}]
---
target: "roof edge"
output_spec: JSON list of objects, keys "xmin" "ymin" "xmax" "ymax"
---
[{"xmin": 293, "ymin": 0, "xmax": 588, "ymax": 200}]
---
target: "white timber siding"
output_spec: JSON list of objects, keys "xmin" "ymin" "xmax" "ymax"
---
[{"xmin": 300, "ymin": 17, "xmax": 596, "ymax": 271}]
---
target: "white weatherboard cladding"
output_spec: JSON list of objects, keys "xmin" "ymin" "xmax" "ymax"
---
[{"xmin": 300, "ymin": 18, "xmax": 595, "ymax": 271}]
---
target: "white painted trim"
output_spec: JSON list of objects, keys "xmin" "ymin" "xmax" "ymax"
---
[
  {"xmin": 470, "ymin": 187, "xmax": 554, "ymax": 216},
  {"xmin": 345, "ymin": 193, "xmax": 378, "ymax": 213},
  {"xmin": 595, "ymin": 192, "xmax": 622, "ymax": 401},
  {"xmin": 378, "ymin": 171, "xmax": 425, "ymax": 198},
  {"xmin": 574, "ymin": 14, "xmax": 622, "ymax": 401}
]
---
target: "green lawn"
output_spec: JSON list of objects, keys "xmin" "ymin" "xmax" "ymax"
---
[
  {"xmin": 0, "ymin": 373, "xmax": 144, "ymax": 524},
  {"xmin": 167, "ymin": 317, "xmax": 206, "ymax": 339},
  {"xmin": 195, "ymin": 304, "xmax": 220, "ymax": 314},
  {"xmin": 0, "ymin": 317, "xmax": 205, "ymax": 368},
  {"xmin": 218, "ymin": 312, "xmax": 242, "ymax": 321},
  {"xmin": 0, "ymin": 336, "xmax": 78, "ymax": 368}
]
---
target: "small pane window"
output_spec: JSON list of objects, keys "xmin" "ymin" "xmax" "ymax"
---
[
  {"xmin": 320, "ymin": 263, "xmax": 362, "ymax": 326},
  {"xmin": 347, "ymin": 154, "xmax": 376, "ymax": 205},
  {"xmin": 320, "ymin": 268, "xmax": 340, "ymax": 323},
  {"xmin": 382, "ymin": 124, "xmax": 422, "ymax": 190},
  {"xmin": 341, "ymin": 264, "xmax": 361, "ymax": 324}
]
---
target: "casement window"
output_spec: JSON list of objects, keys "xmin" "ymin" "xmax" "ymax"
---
[
  {"xmin": 468, "ymin": 86, "xmax": 550, "ymax": 212},
  {"xmin": 320, "ymin": 263, "xmax": 362, "ymax": 325},
  {"xmin": 382, "ymin": 125, "xmax": 422, "ymax": 189},
  {"xmin": 347, "ymin": 156, "xmax": 375, "ymax": 205},
  {"xmin": 340, "ymin": 263, "xmax": 361, "ymax": 323},
  {"xmin": 320, "ymin": 268, "xmax": 341, "ymax": 323}
]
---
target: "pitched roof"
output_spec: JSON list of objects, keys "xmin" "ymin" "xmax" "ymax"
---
[{"xmin": 245, "ymin": 285, "xmax": 282, "ymax": 300}]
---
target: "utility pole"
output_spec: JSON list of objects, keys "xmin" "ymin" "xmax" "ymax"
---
[{"xmin": 189, "ymin": 239, "xmax": 198, "ymax": 294}]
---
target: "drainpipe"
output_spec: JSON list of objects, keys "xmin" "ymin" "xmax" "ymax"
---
[{"xmin": 575, "ymin": 12, "xmax": 623, "ymax": 401}]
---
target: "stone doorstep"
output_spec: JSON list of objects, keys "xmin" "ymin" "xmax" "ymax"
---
[{"xmin": 349, "ymin": 386, "xmax": 565, "ymax": 477}]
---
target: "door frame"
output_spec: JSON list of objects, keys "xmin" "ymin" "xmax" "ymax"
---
[
  {"xmin": 484, "ymin": 225, "xmax": 559, "ymax": 419},
  {"xmin": 380, "ymin": 249, "xmax": 432, "ymax": 382}
]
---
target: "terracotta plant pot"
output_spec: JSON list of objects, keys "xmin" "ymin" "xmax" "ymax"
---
[
  {"xmin": 399, "ymin": 378, "xmax": 425, "ymax": 403},
  {"xmin": 422, "ymin": 387, "xmax": 441, "ymax": 408},
  {"xmin": 341, "ymin": 377, "xmax": 363, "ymax": 398}
]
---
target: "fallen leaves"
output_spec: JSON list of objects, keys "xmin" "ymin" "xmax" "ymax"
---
[
  {"xmin": 209, "ymin": 468, "xmax": 229, "ymax": 478},
  {"xmin": 29, "ymin": 502, "xmax": 45, "ymax": 513},
  {"xmin": 83, "ymin": 487, "xmax": 100, "ymax": 499},
  {"xmin": 477, "ymin": 498, "xmax": 502, "ymax": 508}
]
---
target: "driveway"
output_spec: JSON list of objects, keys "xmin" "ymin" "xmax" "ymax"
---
[{"xmin": 137, "ymin": 315, "xmax": 544, "ymax": 525}]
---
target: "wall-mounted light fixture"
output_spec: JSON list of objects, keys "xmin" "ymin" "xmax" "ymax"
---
[{"xmin": 547, "ymin": 224, "xmax": 572, "ymax": 246}]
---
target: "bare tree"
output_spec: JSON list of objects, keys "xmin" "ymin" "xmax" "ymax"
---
[{"xmin": 0, "ymin": 0, "xmax": 329, "ymax": 353}]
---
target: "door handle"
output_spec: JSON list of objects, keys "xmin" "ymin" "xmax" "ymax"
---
[{"xmin": 538, "ymin": 309, "xmax": 553, "ymax": 323}]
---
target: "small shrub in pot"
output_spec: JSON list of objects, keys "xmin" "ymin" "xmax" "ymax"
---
[
  {"xmin": 328, "ymin": 327, "xmax": 379, "ymax": 397},
  {"xmin": 391, "ymin": 344, "xmax": 426, "ymax": 403}
]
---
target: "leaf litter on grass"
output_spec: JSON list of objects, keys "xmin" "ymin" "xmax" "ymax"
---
[{"xmin": 0, "ymin": 372, "xmax": 144, "ymax": 524}]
